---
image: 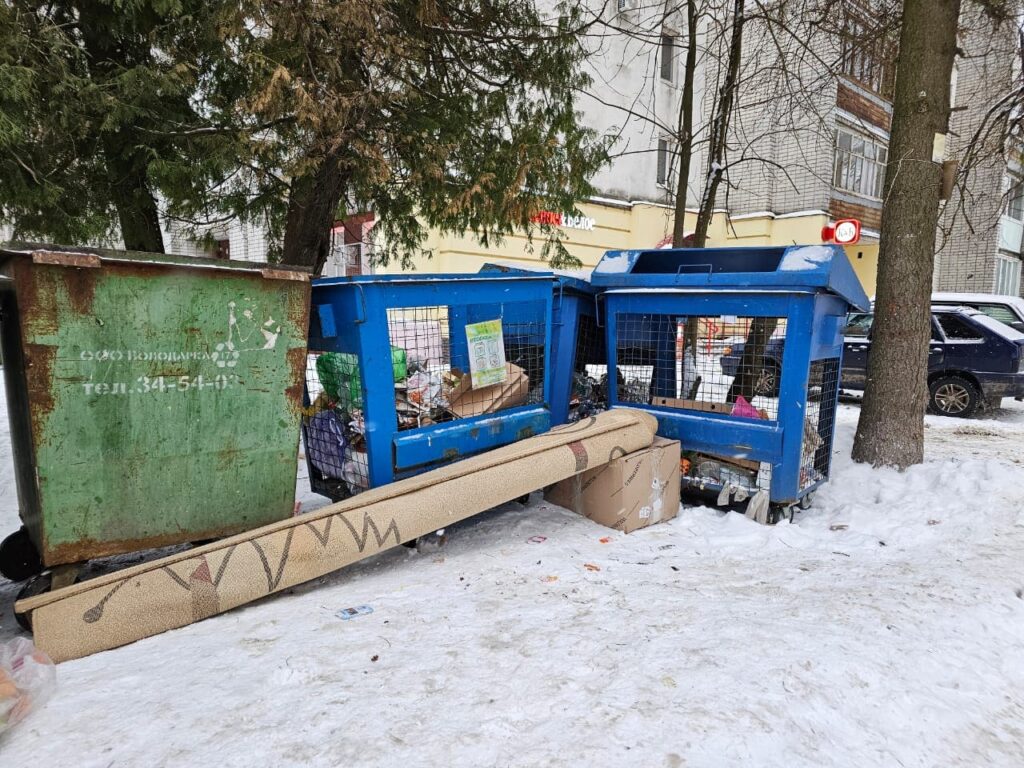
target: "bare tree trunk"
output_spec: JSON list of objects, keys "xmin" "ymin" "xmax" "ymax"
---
[
  {"xmin": 692, "ymin": 0, "xmax": 744, "ymax": 247},
  {"xmin": 671, "ymin": 0, "xmax": 699, "ymax": 248},
  {"xmin": 280, "ymin": 153, "xmax": 349, "ymax": 274},
  {"xmin": 684, "ymin": 0, "xmax": 748, "ymax": 384},
  {"xmin": 674, "ymin": 0, "xmax": 702, "ymax": 371},
  {"xmin": 852, "ymin": 0, "xmax": 962, "ymax": 468}
]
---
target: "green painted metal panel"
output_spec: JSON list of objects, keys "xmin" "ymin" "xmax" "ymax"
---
[{"xmin": 0, "ymin": 245, "xmax": 310, "ymax": 565}]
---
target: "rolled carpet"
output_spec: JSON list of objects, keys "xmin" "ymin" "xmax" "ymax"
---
[{"xmin": 17, "ymin": 409, "xmax": 658, "ymax": 662}]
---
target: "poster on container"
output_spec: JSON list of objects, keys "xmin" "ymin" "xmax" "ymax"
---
[{"xmin": 465, "ymin": 319, "xmax": 507, "ymax": 388}]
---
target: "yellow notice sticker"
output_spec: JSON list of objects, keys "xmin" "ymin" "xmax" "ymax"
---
[{"xmin": 465, "ymin": 319, "xmax": 508, "ymax": 388}]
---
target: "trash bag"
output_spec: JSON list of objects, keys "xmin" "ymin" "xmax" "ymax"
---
[
  {"xmin": 316, "ymin": 349, "xmax": 408, "ymax": 409},
  {"xmin": 306, "ymin": 410, "xmax": 348, "ymax": 480},
  {"xmin": 0, "ymin": 638, "xmax": 56, "ymax": 735}
]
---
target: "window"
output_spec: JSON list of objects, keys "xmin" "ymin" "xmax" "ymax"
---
[
  {"xmin": 843, "ymin": 312, "xmax": 873, "ymax": 337},
  {"xmin": 1005, "ymin": 177, "xmax": 1024, "ymax": 221},
  {"xmin": 839, "ymin": 7, "xmax": 896, "ymax": 99},
  {"xmin": 937, "ymin": 314, "xmax": 983, "ymax": 341},
  {"xmin": 995, "ymin": 253, "xmax": 1022, "ymax": 296},
  {"xmin": 660, "ymin": 34, "xmax": 675, "ymax": 82},
  {"xmin": 213, "ymin": 239, "xmax": 230, "ymax": 260},
  {"xmin": 834, "ymin": 127, "xmax": 888, "ymax": 199},
  {"xmin": 657, "ymin": 139, "xmax": 671, "ymax": 185},
  {"xmin": 974, "ymin": 304, "xmax": 1019, "ymax": 326}
]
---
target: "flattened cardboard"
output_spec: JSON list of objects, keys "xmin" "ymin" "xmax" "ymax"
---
[
  {"xmin": 448, "ymin": 362, "xmax": 528, "ymax": 418},
  {"xmin": 546, "ymin": 436, "xmax": 680, "ymax": 533}
]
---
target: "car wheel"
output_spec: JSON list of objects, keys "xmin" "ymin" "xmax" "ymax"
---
[
  {"xmin": 929, "ymin": 376, "xmax": 980, "ymax": 418},
  {"xmin": 754, "ymin": 362, "xmax": 781, "ymax": 398}
]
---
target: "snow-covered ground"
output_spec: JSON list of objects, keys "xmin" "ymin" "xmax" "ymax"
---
[{"xmin": 1, "ymin": 388, "xmax": 1023, "ymax": 766}]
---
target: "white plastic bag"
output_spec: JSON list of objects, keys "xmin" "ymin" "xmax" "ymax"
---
[{"xmin": 0, "ymin": 637, "xmax": 56, "ymax": 735}]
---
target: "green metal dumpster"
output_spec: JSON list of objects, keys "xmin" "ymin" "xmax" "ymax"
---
[{"xmin": 0, "ymin": 244, "xmax": 310, "ymax": 581}]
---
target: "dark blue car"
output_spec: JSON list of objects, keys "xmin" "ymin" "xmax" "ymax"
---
[{"xmin": 719, "ymin": 306, "xmax": 1024, "ymax": 417}]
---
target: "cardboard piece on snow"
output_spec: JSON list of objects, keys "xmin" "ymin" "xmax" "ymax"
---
[
  {"xmin": 448, "ymin": 362, "xmax": 528, "ymax": 418},
  {"xmin": 546, "ymin": 436, "xmax": 681, "ymax": 533}
]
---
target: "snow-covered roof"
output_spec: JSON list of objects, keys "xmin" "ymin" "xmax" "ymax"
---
[{"xmin": 932, "ymin": 292, "xmax": 1024, "ymax": 317}]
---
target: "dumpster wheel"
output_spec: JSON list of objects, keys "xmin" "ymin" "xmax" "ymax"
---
[
  {"xmin": 768, "ymin": 503, "xmax": 796, "ymax": 525},
  {"xmin": 0, "ymin": 527, "xmax": 43, "ymax": 583}
]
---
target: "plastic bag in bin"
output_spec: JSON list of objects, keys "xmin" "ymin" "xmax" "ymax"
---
[{"xmin": 1, "ymin": 637, "xmax": 56, "ymax": 734}]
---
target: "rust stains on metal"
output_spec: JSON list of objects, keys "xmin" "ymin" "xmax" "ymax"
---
[
  {"xmin": 31, "ymin": 250, "xmax": 101, "ymax": 269},
  {"xmin": 260, "ymin": 267, "xmax": 310, "ymax": 282},
  {"xmin": 443, "ymin": 448, "xmax": 460, "ymax": 460},
  {"xmin": 15, "ymin": 259, "xmax": 58, "ymax": 336},
  {"xmin": 286, "ymin": 281, "xmax": 312, "ymax": 333},
  {"xmin": 23, "ymin": 343, "xmax": 56, "ymax": 443},
  {"xmin": 42, "ymin": 521, "xmax": 273, "ymax": 568},
  {"xmin": 285, "ymin": 346, "xmax": 307, "ymax": 415},
  {"xmin": 217, "ymin": 440, "xmax": 245, "ymax": 472},
  {"xmin": 62, "ymin": 267, "xmax": 98, "ymax": 316},
  {"xmin": 517, "ymin": 426, "xmax": 536, "ymax": 440}
]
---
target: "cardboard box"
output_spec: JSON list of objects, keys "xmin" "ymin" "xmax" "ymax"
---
[
  {"xmin": 447, "ymin": 362, "xmax": 528, "ymax": 418},
  {"xmin": 546, "ymin": 436, "xmax": 680, "ymax": 533}
]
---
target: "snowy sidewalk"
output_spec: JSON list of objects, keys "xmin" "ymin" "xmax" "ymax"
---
[{"xmin": 1, "ymin": 400, "xmax": 1023, "ymax": 767}]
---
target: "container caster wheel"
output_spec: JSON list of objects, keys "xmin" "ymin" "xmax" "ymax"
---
[
  {"xmin": 0, "ymin": 527, "xmax": 43, "ymax": 583},
  {"xmin": 768, "ymin": 504, "xmax": 795, "ymax": 525},
  {"xmin": 799, "ymin": 493, "xmax": 814, "ymax": 511}
]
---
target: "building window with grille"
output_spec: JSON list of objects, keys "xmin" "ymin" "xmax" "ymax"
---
[
  {"xmin": 839, "ymin": 7, "xmax": 896, "ymax": 99},
  {"xmin": 1005, "ymin": 176, "xmax": 1024, "ymax": 221},
  {"xmin": 995, "ymin": 253, "xmax": 1022, "ymax": 296},
  {"xmin": 657, "ymin": 139, "xmax": 671, "ymax": 186},
  {"xmin": 833, "ymin": 126, "xmax": 888, "ymax": 199},
  {"xmin": 660, "ymin": 34, "xmax": 675, "ymax": 83}
]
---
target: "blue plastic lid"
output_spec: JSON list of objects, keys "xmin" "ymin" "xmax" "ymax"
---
[
  {"xmin": 590, "ymin": 245, "xmax": 870, "ymax": 310},
  {"xmin": 478, "ymin": 262, "xmax": 595, "ymax": 294}
]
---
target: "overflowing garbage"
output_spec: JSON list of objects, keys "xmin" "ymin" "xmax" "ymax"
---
[{"xmin": 304, "ymin": 337, "xmax": 535, "ymax": 497}]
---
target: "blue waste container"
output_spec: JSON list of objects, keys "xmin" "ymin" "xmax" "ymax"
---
[
  {"xmin": 303, "ymin": 273, "xmax": 555, "ymax": 498},
  {"xmin": 591, "ymin": 245, "xmax": 870, "ymax": 517},
  {"xmin": 479, "ymin": 264, "xmax": 606, "ymax": 425}
]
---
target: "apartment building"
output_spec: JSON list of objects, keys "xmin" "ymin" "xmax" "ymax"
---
[
  {"xmin": 935, "ymin": 6, "xmax": 1023, "ymax": 297},
  {"xmin": 722, "ymin": 1, "xmax": 1022, "ymax": 298}
]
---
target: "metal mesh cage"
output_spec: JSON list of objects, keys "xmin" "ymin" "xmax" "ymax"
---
[
  {"xmin": 567, "ymin": 312, "xmax": 609, "ymax": 422},
  {"xmin": 302, "ymin": 351, "xmax": 368, "ymax": 501},
  {"xmin": 385, "ymin": 305, "xmax": 546, "ymax": 425},
  {"xmin": 613, "ymin": 313, "xmax": 787, "ymax": 420},
  {"xmin": 800, "ymin": 358, "xmax": 840, "ymax": 490},
  {"xmin": 680, "ymin": 451, "xmax": 772, "ymax": 496},
  {"xmin": 303, "ymin": 299, "xmax": 548, "ymax": 500}
]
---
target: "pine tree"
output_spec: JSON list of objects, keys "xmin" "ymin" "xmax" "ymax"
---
[{"xmin": 0, "ymin": 1, "xmax": 608, "ymax": 271}]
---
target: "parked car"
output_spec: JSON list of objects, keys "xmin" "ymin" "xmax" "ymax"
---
[
  {"xmin": 932, "ymin": 292, "xmax": 1024, "ymax": 333},
  {"xmin": 719, "ymin": 306, "xmax": 1024, "ymax": 417}
]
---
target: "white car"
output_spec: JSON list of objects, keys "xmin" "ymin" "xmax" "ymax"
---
[{"xmin": 932, "ymin": 292, "xmax": 1024, "ymax": 333}]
